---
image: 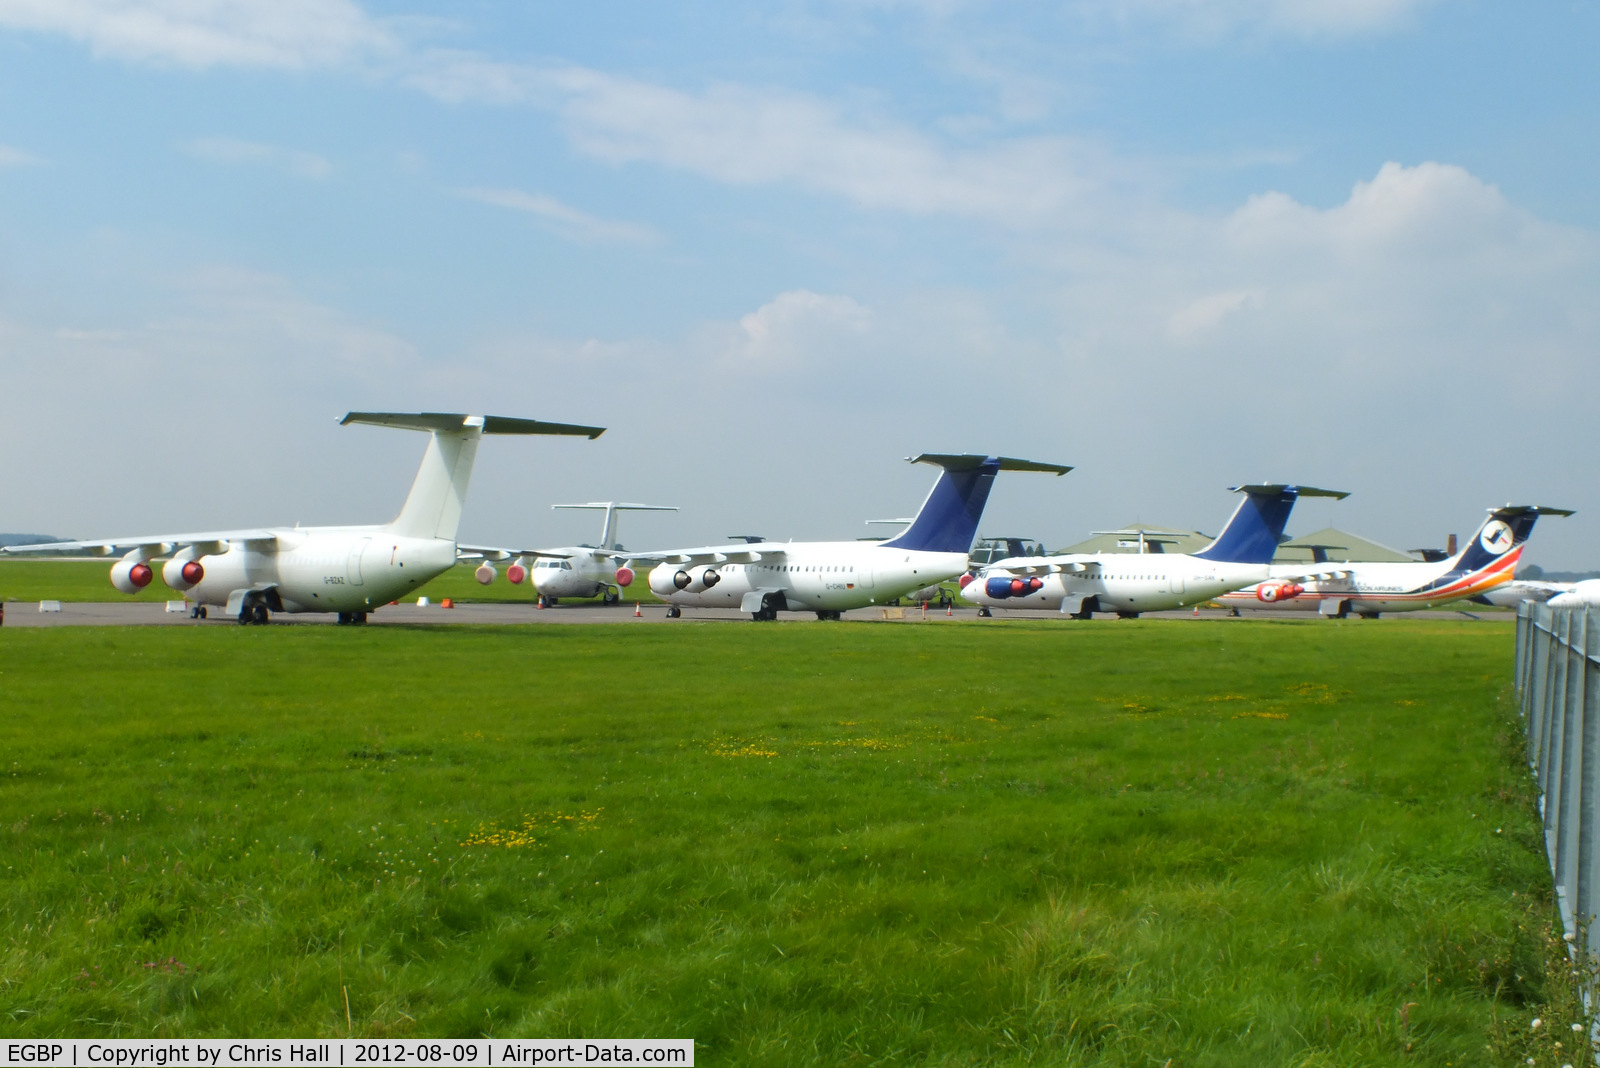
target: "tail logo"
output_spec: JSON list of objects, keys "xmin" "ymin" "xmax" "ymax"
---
[{"xmin": 1480, "ymin": 519, "xmax": 1514, "ymax": 555}]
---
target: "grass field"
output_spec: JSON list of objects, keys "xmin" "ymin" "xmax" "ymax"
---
[{"xmin": 0, "ymin": 618, "xmax": 1575, "ymax": 1063}]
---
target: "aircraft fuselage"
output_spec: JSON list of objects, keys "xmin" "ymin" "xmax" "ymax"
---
[
  {"xmin": 649, "ymin": 542, "xmax": 967, "ymax": 613},
  {"xmin": 176, "ymin": 527, "xmax": 457, "ymax": 613}
]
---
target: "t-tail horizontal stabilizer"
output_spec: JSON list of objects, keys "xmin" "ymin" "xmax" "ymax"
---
[
  {"xmin": 340, "ymin": 411, "xmax": 607, "ymax": 543},
  {"xmin": 883, "ymin": 454, "xmax": 1072, "ymax": 555},
  {"xmin": 1450, "ymin": 505, "xmax": 1574, "ymax": 574},
  {"xmin": 1191, "ymin": 484, "xmax": 1349, "ymax": 565}
]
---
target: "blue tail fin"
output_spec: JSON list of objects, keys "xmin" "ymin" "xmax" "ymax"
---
[
  {"xmin": 883, "ymin": 454, "xmax": 1072, "ymax": 555},
  {"xmin": 1449, "ymin": 505, "xmax": 1572, "ymax": 574},
  {"xmin": 1192, "ymin": 483, "xmax": 1348, "ymax": 564}
]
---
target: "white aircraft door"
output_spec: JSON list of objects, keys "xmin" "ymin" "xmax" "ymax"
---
[
  {"xmin": 856, "ymin": 563, "xmax": 874, "ymax": 589},
  {"xmin": 1172, "ymin": 573, "xmax": 1185, "ymax": 596},
  {"xmin": 347, "ymin": 537, "xmax": 370, "ymax": 586}
]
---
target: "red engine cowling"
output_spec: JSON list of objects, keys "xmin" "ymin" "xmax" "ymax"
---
[
  {"xmin": 161, "ymin": 556, "xmax": 205, "ymax": 591},
  {"xmin": 615, "ymin": 566, "xmax": 635, "ymax": 588},
  {"xmin": 475, "ymin": 564, "xmax": 496, "ymax": 585},
  {"xmin": 111, "ymin": 559, "xmax": 154, "ymax": 595},
  {"xmin": 1256, "ymin": 582, "xmax": 1305, "ymax": 603},
  {"xmin": 506, "ymin": 563, "xmax": 527, "ymax": 585},
  {"xmin": 957, "ymin": 572, "xmax": 975, "ymax": 589}
]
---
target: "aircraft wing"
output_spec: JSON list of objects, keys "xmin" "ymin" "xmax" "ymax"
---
[
  {"xmin": 0, "ymin": 530, "xmax": 282, "ymax": 556},
  {"xmin": 1272, "ymin": 567, "xmax": 1356, "ymax": 583},
  {"xmin": 983, "ymin": 560, "xmax": 1097, "ymax": 577},
  {"xmin": 455, "ymin": 544, "xmax": 574, "ymax": 562},
  {"xmin": 622, "ymin": 546, "xmax": 783, "ymax": 567}
]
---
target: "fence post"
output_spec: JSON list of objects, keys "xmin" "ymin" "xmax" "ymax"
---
[{"xmin": 1529, "ymin": 605, "xmax": 1552, "ymax": 770}]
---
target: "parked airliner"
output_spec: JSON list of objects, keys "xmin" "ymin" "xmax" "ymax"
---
[
  {"xmin": 963, "ymin": 484, "xmax": 1346, "ymax": 618},
  {"xmin": 1, "ymin": 412, "xmax": 604, "ymax": 624},
  {"xmin": 636, "ymin": 454, "xmax": 1071, "ymax": 620},
  {"xmin": 1217, "ymin": 505, "xmax": 1573, "ymax": 618},
  {"xmin": 469, "ymin": 502, "xmax": 677, "ymax": 606}
]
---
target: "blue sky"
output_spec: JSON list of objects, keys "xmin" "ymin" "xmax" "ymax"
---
[{"xmin": 1, "ymin": 0, "xmax": 1596, "ymax": 565}]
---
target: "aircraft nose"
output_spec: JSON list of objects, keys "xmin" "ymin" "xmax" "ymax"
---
[{"xmin": 960, "ymin": 576, "xmax": 985, "ymax": 603}]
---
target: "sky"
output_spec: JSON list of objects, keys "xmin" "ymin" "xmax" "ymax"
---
[{"xmin": 1, "ymin": 0, "xmax": 1596, "ymax": 564}]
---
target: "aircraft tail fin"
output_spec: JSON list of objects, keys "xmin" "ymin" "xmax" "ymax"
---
[
  {"xmin": 552, "ymin": 502, "xmax": 678, "ymax": 550},
  {"xmin": 1192, "ymin": 484, "xmax": 1349, "ymax": 564},
  {"xmin": 340, "ymin": 412, "xmax": 605, "ymax": 543},
  {"xmin": 883, "ymin": 454, "xmax": 1071, "ymax": 555},
  {"xmin": 1448, "ymin": 505, "xmax": 1573, "ymax": 575}
]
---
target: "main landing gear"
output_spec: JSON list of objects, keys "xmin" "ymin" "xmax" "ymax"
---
[
  {"xmin": 336, "ymin": 611, "xmax": 369, "ymax": 626},
  {"xmin": 239, "ymin": 603, "xmax": 271, "ymax": 626},
  {"xmin": 665, "ymin": 606, "xmax": 682, "ymax": 618},
  {"xmin": 602, "ymin": 588, "xmax": 621, "ymax": 606},
  {"xmin": 815, "ymin": 610, "xmax": 842, "ymax": 621},
  {"xmin": 189, "ymin": 606, "xmax": 208, "ymax": 620}
]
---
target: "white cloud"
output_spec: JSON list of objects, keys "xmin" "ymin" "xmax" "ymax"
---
[
  {"xmin": 1076, "ymin": 0, "xmax": 1440, "ymax": 40},
  {"xmin": 1168, "ymin": 288, "xmax": 1263, "ymax": 340},
  {"xmin": 547, "ymin": 69, "xmax": 1097, "ymax": 225},
  {"xmin": 455, "ymin": 187, "xmax": 659, "ymax": 246},
  {"xmin": 0, "ymin": 142, "xmax": 42, "ymax": 168},
  {"xmin": 185, "ymin": 136, "xmax": 332, "ymax": 179},
  {"xmin": 0, "ymin": 0, "xmax": 394, "ymax": 69},
  {"xmin": 718, "ymin": 290, "xmax": 872, "ymax": 371}
]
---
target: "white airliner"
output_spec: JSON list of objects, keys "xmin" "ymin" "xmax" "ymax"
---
[
  {"xmin": 0, "ymin": 412, "xmax": 604, "ymax": 624},
  {"xmin": 470, "ymin": 502, "xmax": 677, "ymax": 606},
  {"xmin": 1473, "ymin": 579, "xmax": 1575, "ymax": 609},
  {"xmin": 1547, "ymin": 581, "xmax": 1600, "ymax": 608},
  {"xmin": 636, "ymin": 454, "xmax": 1072, "ymax": 621},
  {"xmin": 963, "ymin": 484, "xmax": 1346, "ymax": 618},
  {"xmin": 1216, "ymin": 505, "xmax": 1573, "ymax": 618}
]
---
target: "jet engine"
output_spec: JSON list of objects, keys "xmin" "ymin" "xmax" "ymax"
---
[
  {"xmin": 161, "ymin": 555, "xmax": 205, "ymax": 591},
  {"xmin": 957, "ymin": 573, "xmax": 975, "ymax": 589},
  {"xmin": 984, "ymin": 575, "xmax": 1043, "ymax": 599},
  {"xmin": 1256, "ymin": 582, "xmax": 1305, "ymax": 603},
  {"xmin": 615, "ymin": 566, "xmax": 635, "ymax": 588},
  {"xmin": 506, "ymin": 562, "xmax": 527, "ymax": 585},
  {"xmin": 111, "ymin": 558, "xmax": 155, "ymax": 595},
  {"xmin": 475, "ymin": 564, "xmax": 497, "ymax": 585},
  {"xmin": 683, "ymin": 565, "xmax": 721, "ymax": 593}
]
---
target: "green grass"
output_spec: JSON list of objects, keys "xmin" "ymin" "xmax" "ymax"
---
[{"xmin": 0, "ymin": 618, "xmax": 1571, "ymax": 1063}]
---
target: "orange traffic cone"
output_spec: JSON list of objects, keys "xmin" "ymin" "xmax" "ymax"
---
[
  {"xmin": 634, "ymin": 602, "xmax": 642, "ymax": 617},
  {"xmin": 1192, "ymin": 606, "xmax": 1200, "ymax": 616},
  {"xmin": 441, "ymin": 598, "xmax": 453, "ymax": 609},
  {"xmin": 946, "ymin": 604, "xmax": 953, "ymax": 616}
]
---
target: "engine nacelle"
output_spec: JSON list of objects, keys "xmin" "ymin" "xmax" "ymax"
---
[
  {"xmin": 111, "ymin": 559, "xmax": 154, "ymax": 595},
  {"xmin": 683, "ymin": 565, "xmax": 721, "ymax": 593},
  {"xmin": 475, "ymin": 564, "xmax": 496, "ymax": 585},
  {"xmin": 648, "ymin": 564, "xmax": 681, "ymax": 597},
  {"xmin": 506, "ymin": 562, "xmax": 527, "ymax": 585},
  {"xmin": 615, "ymin": 566, "xmax": 635, "ymax": 588},
  {"xmin": 1256, "ymin": 582, "xmax": 1305, "ymax": 603},
  {"xmin": 985, "ymin": 575, "xmax": 1043, "ymax": 599},
  {"xmin": 161, "ymin": 556, "xmax": 205, "ymax": 591},
  {"xmin": 957, "ymin": 572, "xmax": 975, "ymax": 589}
]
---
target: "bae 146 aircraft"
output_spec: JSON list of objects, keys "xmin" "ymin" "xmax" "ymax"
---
[
  {"xmin": 0, "ymin": 412, "xmax": 604, "ymax": 624},
  {"xmin": 1217, "ymin": 505, "xmax": 1573, "ymax": 618},
  {"xmin": 468, "ymin": 502, "xmax": 678, "ymax": 606},
  {"xmin": 636, "ymin": 454, "xmax": 1072, "ymax": 621},
  {"xmin": 963, "ymin": 483, "xmax": 1346, "ymax": 618}
]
